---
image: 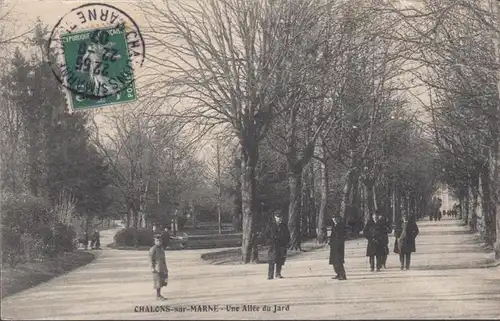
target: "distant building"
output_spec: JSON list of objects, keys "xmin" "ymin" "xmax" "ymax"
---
[{"xmin": 434, "ymin": 183, "xmax": 458, "ymax": 211}]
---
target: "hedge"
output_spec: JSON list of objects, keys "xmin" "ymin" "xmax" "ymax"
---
[{"xmin": 114, "ymin": 228, "xmax": 154, "ymax": 247}]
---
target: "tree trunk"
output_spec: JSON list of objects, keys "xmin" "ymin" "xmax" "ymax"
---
[
  {"xmin": 394, "ymin": 185, "xmax": 402, "ymax": 226},
  {"xmin": 241, "ymin": 148, "xmax": 258, "ymax": 263},
  {"xmin": 125, "ymin": 202, "xmax": 132, "ymax": 228},
  {"xmin": 191, "ymin": 201, "xmax": 198, "ymax": 229},
  {"xmin": 486, "ymin": 131, "xmax": 499, "ymax": 256},
  {"xmin": 458, "ymin": 190, "xmax": 468, "ymax": 220},
  {"xmin": 139, "ymin": 198, "xmax": 147, "ymax": 228},
  {"xmin": 361, "ymin": 182, "xmax": 367, "ymax": 222},
  {"xmin": 288, "ymin": 170, "xmax": 302, "ymax": 250},
  {"xmin": 464, "ymin": 187, "xmax": 470, "ymax": 225},
  {"xmin": 391, "ymin": 184, "xmax": 396, "ymax": 226},
  {"xmin": 317, "ymin": 157, "xmax": 328, "ymax": 243},
  {"xmin": 340, "ymin": 169, "xmax": 354, "ymax": 219},
  {"xmin": 309, "ymin": 162, "xmax": 317, "ymax": 238},
  {"xmin": 471, "ymin": 176, "xmax": 479, "ymax": 233},
  {"xmin": 233, "ymin": 157, "xmax": 243, "ymax": 232},
  {"xmin": 352, "ymin": 175, "xmax": 361, "ymax": 223},
  {"xmin": 458, "ymin": 191, "xmax": 465, "ymax": 221},
  {"xmin": 364, "ymin": 178, "xmax": 376, "ymax": 222},
  {"xmin": 301, "ymin": 169, "xmax": 308, "ymax": 238}
]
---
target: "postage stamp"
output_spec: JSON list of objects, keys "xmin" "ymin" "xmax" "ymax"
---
[{"xmin": 47, "ymin": 2, "xmax": 145, "ymax": 110}]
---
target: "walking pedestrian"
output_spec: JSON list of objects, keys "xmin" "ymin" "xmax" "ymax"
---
[
  {"xmin": 394, "ymin": 214, "xmax": 419, "ymax": 270},
  {"xmin": 377, "ymin": 211, "xmax": 391, "ymax": 269},
  {"xmin": 90, "ymin": 229, "xmax": 101, "ymax": 249},
  {"xmin": 266, "ymin": 211, "xmax": 290, "ymax": 280},
  {"xmin": 363, "ymin": 212, "xmax": 385, "ymax": 272},
  {"xmin": 329, "ymin": 214, "xmax": 347, "ymax": 280},
  {"xmin": 149, "ymin": 234, "xmax": 168, "ymax": 300}
]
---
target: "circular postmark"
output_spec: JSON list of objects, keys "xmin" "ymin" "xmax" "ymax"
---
[{"xmin": 47, "ymin": 2, "xmax": 145, "ymax": 100}]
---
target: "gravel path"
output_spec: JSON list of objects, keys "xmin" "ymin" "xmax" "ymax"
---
[{"xmin": 2, "ymin": 217, "xmax": 499, "ymax": 320}]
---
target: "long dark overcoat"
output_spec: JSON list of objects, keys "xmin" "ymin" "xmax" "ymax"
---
[
  {"xmin": 377, "ymin": 216, "xmax": 391, "ymax": 255},
  {"xmin": 363, "ymin": 220, "xmax": 386, "ymax": 257},
  {"xmin": 394, "ymin": 220, "xmax": 419, "ymax": 254},
  {"xmin": 267, "ymin": 221, "xmax": 290, "ymax": 265},
  {"xmin": 329, "ymin": 217, "xmax": 346, "ymax": 265}
]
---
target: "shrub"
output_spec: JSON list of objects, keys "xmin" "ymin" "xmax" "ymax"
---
[
  {"xmin": 31, "ymin": 224, "xmax": 55, "ymax": 256},
  {"xmin": 1, "ymin": 193, "xmax": 51, "ymax": 233},
  {"xmin": 20, "ymin": 233, "xmax": 44, "ymax": 262},
  {"xmin": 114, "ymin": 228, "xmax": 135, "ymax": 246},
  {"xmin": 1, "ymin": 227, "xmax": 22, "ymax": 267},
  {"xmin": 0, "ymin": 193, "xmax": 77, "ymax": 267},
  {"xmin": 53, "ymin": 223, "xmax": 76, "ymax": 253},
  {"xmin": 114, "ymin": 228, "xmax": 153, "ymax": 246},
  {"xmin": 177, "ymin": 216, "xmax": 187, "ymax": 230},
  {"xmin": 136, "ymin": 228, "xmax": 154, "ymax": 246}
]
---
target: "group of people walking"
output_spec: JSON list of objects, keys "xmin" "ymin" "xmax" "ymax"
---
[
  {"xmin": 430, "ymin": 209, "xmax": 458, "ymax": 221},
  {"xmin": 264, "ymin": 210, "xmax": 420, "ymax": 281},
  {"xmin": 363, "ymin": 210, "xmax": 391, "ymax": 272},
  {"xmin": 79, "ymin": 229, "xmax": 101, "ymax": 250},
  {"xmin": 147, "ymin": 210, "xmax": 420, "ymax": 300}
]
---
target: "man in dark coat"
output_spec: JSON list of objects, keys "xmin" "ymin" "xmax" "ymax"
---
[
  {"xmin": 90, "ymin": 229, "xmax": 101, "ymax": 249},
  {"xmin": 376, "ymin": 211, "xmax": 391, "ymax": 269},
  {"xmin": 329, "ymin": 214, "xmax": 347, "ymax": 280},
  {"xmin": 363, "ymin": 213, "xmax": 386, "ymax": 272},
  {"xmin": 266, "ymin": 211, "xmax": 290, "ymax": 280},
  {"xmin": 394, "ymin": 214, "xmax": 419, "ymax": 270}
]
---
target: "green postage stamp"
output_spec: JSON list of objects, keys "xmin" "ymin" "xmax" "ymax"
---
[
  {"xmin": 60, "ymin": 26, "xmax": 137, "ymax": 110},
  {"xmin": 47, "ymin": 3, "xmax": 145, "ymax": 111}
]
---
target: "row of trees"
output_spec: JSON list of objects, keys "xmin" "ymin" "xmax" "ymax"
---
[
  {"xmin": 139, "ymin": 0, "xmax": 444, "ymax": 262},
  {"xmin": 0, "ymin": 22, "xmax": 222, "ymax": 262},
  {"xmin": 0, "ymin": 24, "xmax": 113, "ymax": 265},
  {"xmin": 6, "ymin": 0, "xmax": 498, "ymax": 265},
  {"xmin": 399, "ymin": 0, "xmax": 500, "ymax": 258}
]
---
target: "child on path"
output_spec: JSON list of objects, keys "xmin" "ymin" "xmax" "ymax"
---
[{"xmin": 149, "ymin": 234, "xmax": 168, "ymax": 300}]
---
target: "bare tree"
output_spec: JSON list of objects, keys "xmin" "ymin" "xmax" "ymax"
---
[
  {"xmin": 91, "ymin": 107, "xmax": 192, "ymax": 229},
  {"xmin": 263, "ymin": 0, "xmax": 345, "ymax": 250},
  {"xmin": 395, "ymin": 0, "xmax": 500, "ymax": 254},
  {"xmin": 140, "ymin": 0, "xmax": 317, "ymax": 262}
]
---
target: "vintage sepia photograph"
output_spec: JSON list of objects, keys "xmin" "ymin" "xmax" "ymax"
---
[{"xmin": 0, "ymin": 0, "xmax": 499, "ymax": 319}]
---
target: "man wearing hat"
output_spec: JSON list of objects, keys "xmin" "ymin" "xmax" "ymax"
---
[
  {"xmin": 266, "ymin": 211, "xmax": 290, "ymax": 280},
  {"xmin": 149, "ymin": 234, "xmax": 168, "ymax": 300},
  {"xmin": 376, "ymin": 210, "xmax": 391, "ymax": 269},
  {"xmin": 329, "ymin": 214, "xmax": 347, "ymax": 280},
  {"xmin": 394, "ymin": 213, "xmax": 419, "ymax": 270}
]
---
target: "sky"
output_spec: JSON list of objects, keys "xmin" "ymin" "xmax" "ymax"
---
[{"xmin": 1, "ymin": 0, "xmax": 433, "ymax": 161}]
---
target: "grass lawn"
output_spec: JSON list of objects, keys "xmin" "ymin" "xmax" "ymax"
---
[
  {"xmin": 109, "ymin": 234, "xmax": 242, "ymax": 251},
  {"xmin": 200, "ymin": 238, "xmax": 326, "ymax": 265},
  {"xmin": 109, "ymin": 229, "xmax": 242, "ymax": 251},
  {"xmin": 1, "ymin": 251, "xmax": 95, "ymax": 299}
]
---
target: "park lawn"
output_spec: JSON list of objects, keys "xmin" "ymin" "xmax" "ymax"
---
[
  {"xmin": 201, "ymin": 238, "xmax": 326, "ymax": 265},
  {"xmin": 1, "ymin": 251, "xmax": 95, "ymax": 299},
  {"xmin": 109, "ymin": 230, "xmax": 242, "ymax": 250}
]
